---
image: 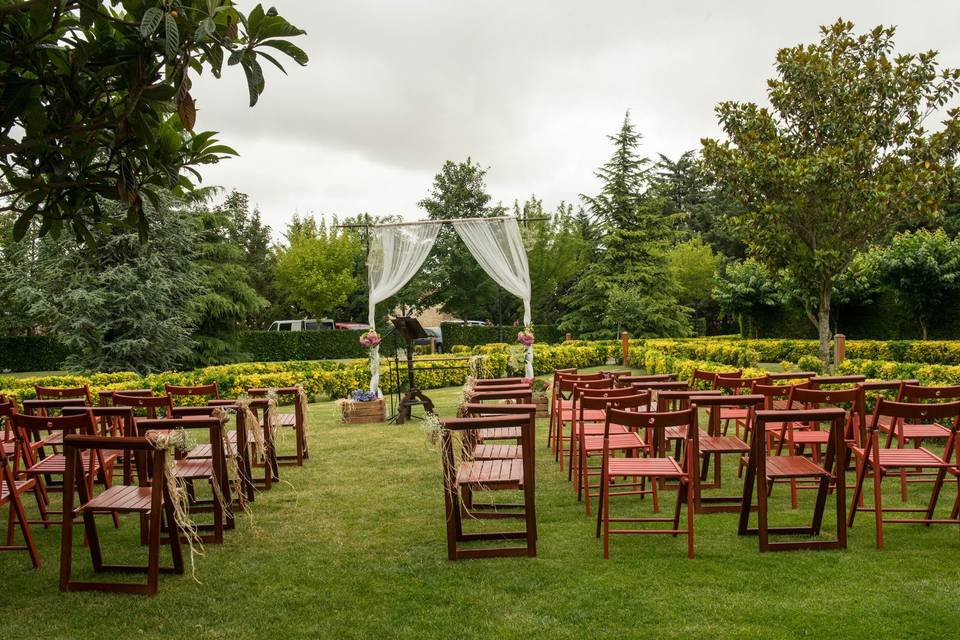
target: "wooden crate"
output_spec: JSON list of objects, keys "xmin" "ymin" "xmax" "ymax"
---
[
  {"xmin": 533, "ymin": 392, "xmax": 549, "ymax": 418},
  {"xmin": 341, "ymin": 398, "xmax": 386, "ymax": 424}
]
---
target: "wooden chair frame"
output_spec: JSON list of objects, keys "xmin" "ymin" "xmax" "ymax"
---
[
  {"xmin": 548, "ymin": 371, "xmax": 602, "ymax": 454},
  {"xmin": 738, "ymin": 408, "xmax": 848, "ymax": 552},
  {"xmin": 248, "ymin": 387, "xmax": 309, "ymax": 466},
  {"xmin": 59, "ymin": 434, "xmax": 183, "ymax": 596},
  {"xmin": 440, "ymin": 412, "xmax": 537, "ymax": 560},
  {"xmin": 0, "ymin": 434, "xmax": 40, "ymax": 568}
]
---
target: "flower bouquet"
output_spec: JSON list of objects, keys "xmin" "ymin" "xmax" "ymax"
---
[
  {"xmin": 516, "ymin": 326, "xmax": 535, "ymax": 346},
  {"xmin": 359, "ymin": 330, "xmax": 381, "ymax": 349}
]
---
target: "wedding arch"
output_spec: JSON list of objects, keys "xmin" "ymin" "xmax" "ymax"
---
[{"xmin": 363, "ymin": 216, "xmax": 533, "ymax": 395}]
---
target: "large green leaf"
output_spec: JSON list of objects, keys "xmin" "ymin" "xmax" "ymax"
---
[
  {"xmin": 164, "ymin": 13, "xmax": 180, "ymax": 60},
  {"xmin": 140, "ymin": 7, "xmax": 163, "ymax": 38}
]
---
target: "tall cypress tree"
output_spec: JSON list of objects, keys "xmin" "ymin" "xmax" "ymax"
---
[{"xmin": 560, "ymin": 113, "xmax": 690, "ymax": 338}]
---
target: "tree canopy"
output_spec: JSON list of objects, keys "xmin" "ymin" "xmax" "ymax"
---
[{"xmin": 0, "ymin": 1, "xmax": 307, "ymax": 242}]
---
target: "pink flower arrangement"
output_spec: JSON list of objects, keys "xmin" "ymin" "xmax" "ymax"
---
[
  {"xmin": 359, "ymin": 330, "xmax": 381, "ymax": 348},
  {"xmin": 516, "ymin": 327, "xmax": 535, "ymax": 347}
]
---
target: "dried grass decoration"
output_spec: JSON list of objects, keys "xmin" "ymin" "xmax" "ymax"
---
[{"xmin": 144, "ymin": 427, "xmax": 204, "ymax": 581}]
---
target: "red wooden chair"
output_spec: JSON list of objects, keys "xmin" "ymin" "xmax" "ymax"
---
[
  {"xmin": 135, "ymin": 416, "xmax": 231, "ymax": 544},
  {"xmin": 214, "ymin": 398, "xmax": 279, "ymax": 492},
  {"xmin": 98, "ymin": 388, "xmax": 153, "ymax": 406},
  {"xmin": 59, "ymin": 434, "xmax": 184, "ymax": 596},
  {"xmin": 739, "ymin": 407, "xmax": 848, "ymax": 552},
  {"xmin": 740, "ymin": 383, "xmax": 794, "ymax": 477},
  {"xmin": 601, "ymin": 369, "xmax": 633, "ymax": 381},
  {"xmin": 567, "ymin": 385, "xmax": 637, "ymax": 480},
  {"xmin": 848, "ymin": 398, "xmax": 960, "ymax": 549},
  {"xmin": 713, "ymin": 375, "xmax": 770, "ymax": 437},
  {"xmin": 774, "ymin": 385, "xmax": 865, "ymax": 509},
  {"xmin": 247, "ymin": 386, "xmax": 309, "ymax": 466},
  {"xmin": 685, "ymin": 394, "xmax": 764, "ymax": 513},
  {"xmin": 439, "ymin": 410, "xmax": 537, "ymax": 560},
  {"xmin": 653, "ymin": 389, "xmax": 722, "ymax": 461},
  {"xmin": 576, "ymin": 392, "xmax": 652, "ymax": 515},
  {"xmin": 13, "ymin": 410, "xmax": 118, "ymax": 528},
  {"xmin": 690, "ymin": 368, "xmax": 740, "ymax": 390},
  {"xmin": 617, "ymin": 373, "xmax": 678, "ymax": 387},
  {"xmin": 112, "ymin": 393, "xmax": 176, "ymax": 419},
  {"xmin": 0, "ymin": 431, "xmax": 40, "ymax": 568},
  {"xmin": 465, "ymin": 388, "xmax": 533, "ymax": 446},
  {"xmin": 595, "ymin": 407, "xmax": 696, "ymax": 559},
  {"xmin": 549, "ymin": 371, "xmax": 603, "ymax": 455},
  {"xmin": 35, "ymin": 384, "xmax": 93, "ymax": 405},
  {"xmin": 807, "ymin": 374, "xmax": 866, "ymax": 389},
  {"xmin": 473, "ymin": 377, "xmax": 527, "ymax": 387},
  {"xmin": 460, "ymin": 402, "xmax": 537, "ymax": 462},
  {"xmin": 164, "ymin": 382, "xmax": 221, "ymax": 401}
]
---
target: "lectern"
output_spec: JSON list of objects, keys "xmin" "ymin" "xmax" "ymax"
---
[{"xmin": 391, "ymin": 316, "xmax": 434, "ymax": 423}]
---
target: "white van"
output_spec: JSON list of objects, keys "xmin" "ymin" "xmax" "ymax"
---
[{"xmin": 267, "ymin": 318, "xmax": 334, "ymax": 332}]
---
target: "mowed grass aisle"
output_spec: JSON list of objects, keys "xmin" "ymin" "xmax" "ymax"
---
[{"xmin": 3, "ymin": 373, "xmax": 960, "ymax": 639}]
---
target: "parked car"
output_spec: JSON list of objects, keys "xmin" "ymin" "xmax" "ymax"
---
[
  {"xmin": 413, "ymin": 326, "xmax": 443, "ymax": 353},
  {"xmin": 267, "ymin": 318, "xmax": 334, "ymax": 331},
  {"xmin": 335, "ymin": 322, "xmax": 370, "ymax": 330}
]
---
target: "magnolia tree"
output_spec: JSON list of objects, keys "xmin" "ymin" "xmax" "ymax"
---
[
  {"xmin": 0, "ymin": 1, "xmax": 307, "ymax": 242},
  {"xmin": 702, "ymin": 20, "xmax": 960, "ymax": 366}
]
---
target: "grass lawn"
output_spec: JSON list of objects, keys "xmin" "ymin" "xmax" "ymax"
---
[{"xmin": 3, "ymin": 367, "xmax": 960, "ymax": 638}]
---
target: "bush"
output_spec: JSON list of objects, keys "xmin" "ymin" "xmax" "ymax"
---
[
  {"xmin": 441, "ymin": 323, "xmax": 563, "ymax": 348},
  {"xmin": 237, "ymin": 330, "xmax": 396, "ymax": 362},
  {"xmin": 796, "ymin": 354, "xmax": 824, "ymax": 374},
  {"xmin": 0, "ymin": 335, "xmax": 72, "ymax": 372}
]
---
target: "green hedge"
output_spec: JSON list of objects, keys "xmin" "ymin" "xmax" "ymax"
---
[
  {"xmin": 0, "ymin": 335, "xmax": 71, "ymax": 372},
  {"xmin": 441, "ymin": 323, "xmax": 563, "ymax": 348},
  {"xmin": 237, "ymin": 330, "xmax": 396, "ymax": 361}
]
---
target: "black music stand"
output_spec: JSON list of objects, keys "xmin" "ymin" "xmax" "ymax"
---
[{"xmin": 391, "ymin": 316, "xmax": 434, "ymax": 423}]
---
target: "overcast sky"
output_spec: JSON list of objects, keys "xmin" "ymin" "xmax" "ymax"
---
[{"xmin": 192, "ymin": 1, "xmax": 960, "ymax": 238}]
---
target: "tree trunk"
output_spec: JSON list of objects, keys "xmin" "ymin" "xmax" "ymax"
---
[
  {"xmin": 817, "ymin": 286, "xmax": 832, "ymax": 370},
  {"xmin": 920, "ymin": 318, "xmax": 928, "ymax": 341}
]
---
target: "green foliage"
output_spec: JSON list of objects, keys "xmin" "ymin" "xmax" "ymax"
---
[
  {"xmin": 9, "ymin": 194, "xmax": 201, "ymax": 374},
  {"xmin": 560, "ymin": 112, "xmax": 689, "ymax": 339},
  {"xmin": 0, "ymin": 335, "xmax": 71, "ymax": 372},
  {"xmin": 274, "ymin": 216, "xmax": 360, "ymax": 320},
  {"xmin": 187, "ymin": 193, "xmax": 268, "ymax": 365},
  {"xmin": 440, "ymin": 323, "xmax": 563, "ymax": 349},
  {"xmin": 796, "ymin": 354, "xmax": 825, "ymax": 374},
  {"xmin": 711, "ymin": 259, "xmax": 783, "ymax": 337},
  {"xmin": 875, "ymin": 229, "xmax": 960, "ymax": 339},
  {"xmin": 218, "ymin": 190, "xmax": 277, "ymax": 327},
  {"xmin": 0, "ymin": 1, "xmax": 307, "ymax": 239},
  {"xmin": 665, "ymin": 238, "xmax": 723, "ymax": 331},
  {"xmin": 702, "ymin": 20, "xmax": 960, "ymax": 364},
  {"xmin": 238, "ymin": 330, "xmax": 398, "ymax": 361}
]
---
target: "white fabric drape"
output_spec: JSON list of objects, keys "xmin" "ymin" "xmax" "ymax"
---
[
  {"xmin": 452, "ymin": 218, "xmax": 534, "ymax": 378},
  {"xmin": 366, "ymin": 224, "xmax": 440, "ymax": 394}
]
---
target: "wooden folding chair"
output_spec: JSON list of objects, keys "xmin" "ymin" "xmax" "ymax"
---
[
  {"xmin": 848, "ymin": 398, "xmax": 960, "ymax": 549},
  {"xmin": 568, "ymin": 386, "xmax": 643, "ymax": 485},
  {"xmin": 13, "ymin": 410, "xmax": 118, "ymax": 528},
  {"xmin": 59, "ymin": 434, "xmax": 183, "ymax": 596},
  {"xmin": 135, "ymin": 416, "xmax": 231, "ymax": 544},
  {"xmin": 460, "ymin": 402, "xmax": 536, "ymax": 462},
  {"xmin": 616, "ymin": 373, "xmax": 678, "ymax": 388},
  {"xmin": 213, "ymin": 398, "xmax": 279, "ymax": 492},
  {"xmin": 439, "ymin": 411, "xmax": 537, "ymax": 560},
  {"xmin": 0, "ymin": 432, "xmax": 41, "ymax": 568},
  {"xmin": 686, "ymin": 394, "xmax": 763, "ymax": 513},
  {"xmin": 739, "ymin": 408, "xmax": 848, "ymax": 552},
  {"xmin": 576, "ymin": 392, "xmax": 652, "ymax": 515},
  {"xmin": 546, "ymin": 368, "xmax": 577, "ymax": 450},
  {"xmin": 595, "ymin": 407, "xmax": 696, "ymax": 559},
  {"xmin": 549, "ymin": 371, "xmax": 604, "ymax": 457},
  {"xmin": 164, "ymin": 382, "xmax": 221, "ymax": 402},
  {"xmin": 112, "ymin": 392, "xmax": 175, "ymax": 419},
  {"xmin": 690, "ymin": 368, "xmax": 740, "ymax": 390},
  {"xmin": 35, "ymin": 384, "xmax": 93, "ymax": 405},
  {"xmin": 62, "ymin": 406, "xmax": 138, "ymax": 482},
  {"xmin": 713, "ymin": 375, "xmax": 770, "ymax": 437},
  {"xmin": 247, "ymin": 386, "xmax": 309, "ymax": 466},
  {"xmin": 98, "ymin": 389, "xmax": 153, "ymax": 407},
  {"xmin": 465, "ymin": 388, "xmax": 533, "ymax": 445},
  {"xmin": 654, "ymin": 389, "xmax": 721, "ymax": 462}
]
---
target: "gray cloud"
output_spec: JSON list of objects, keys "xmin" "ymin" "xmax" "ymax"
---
[{"xmin": 192, "ymin": 1, "xmax": 960, "ymax": 236}]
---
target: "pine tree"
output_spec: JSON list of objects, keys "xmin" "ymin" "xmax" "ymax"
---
[{"xmin": 560, "ymin": 112, "xmax": 690, "ymax": 338}]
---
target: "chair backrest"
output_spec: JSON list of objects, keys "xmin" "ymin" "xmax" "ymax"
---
[
  {"xmin": 656, "ymin": 389, "xmax": 722, "ymax": 412},
  {"xmin": 473, "ymin": 377, "xmax": 527, "ymax": 387},
  {"xmin": 467, "ymin": 388, "xmax": 534, "ymax": 404},
  {"xmin": 787, "ymin": 385, "xmax": 866, "ymax": 443},
  {"xmin": 605, "ymin": 407, "xmax": 697, "ymax": 456},
  {"xmin": 21, "ymin": 397, "xmax": 87, "ymax": 416},
  {"xmin": 617, "ymin": 373, "xmax": 678, "ymax": 387},
  {"xmin": 897, "ymin": 383, "xmax": 960, "ymax": 403},
  {"xmin": 112, "ymin": 393, "xmax": 175, "ymax": 419},
  {"xmin": 34, "ymin": 384, "xmax": 92, "ymax": 405},
  {"xmin": 439, "ymin": 413, "xmax": 535, "ymax": 473},
  {"xmin": 12, "ymin": 411, "xmax": 97, "ymax": 443},
  {"xmin": 469, "ymin": 383, "xmax": 532, "ymax": 395},
  {"xmin": 569, "ymin": 378, "xmax": 615, "ymax": 399},
  {"xmin": 62, "ymin": 406, "xmax": 136, "ymax": 437},
  {"xmin": 714, "ymin": 375, "xmax": 770, "ymax": 394},
  {"xmin": 98, "ymin": 389, "xmax": 153, "ymax": 406},
  {"xmin": 629, "ymin": 380, "xmax": 690, "ymax": 393},
  {"xmin": 580, "ymin": 391, "xmax": 651, "ymax": 413},
  {"xmin": 751, "ymin": 407, "xmax": 847, "ymax": 456},
  {"xmin": 555, "ymin": 371, "xmax": 606, "ymax": 393},
  {"xmin": 686, "ymin": 394, "xmax": 764, "ymax": 436},
  {"xmin": 164, "ymin": 382, "xmax": 220, "ymax": 400},
  {"xmin": 766, "ymin": 371, "xmax": 817, "ymax": 383},
  {"xmin": 808, "ymin": 374, "xmax": 866, "ymax": 389},
  {"xmin": 690, "ymin": 368, "xmax": 741, "ymax": 389},
  {"xmin": 750, "ymin": 382, "xmax": 793, "ymax": 408},
  {"xmin": 601, "ymin": 370, "xmax": 632, "ymax": 380},
  {"xmin": 868, "ymin": 398, "xmax": 960, "ymax": 435}
]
